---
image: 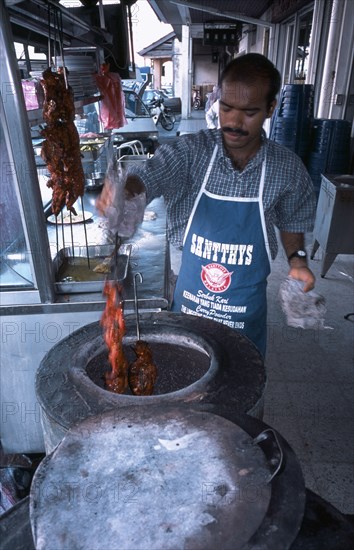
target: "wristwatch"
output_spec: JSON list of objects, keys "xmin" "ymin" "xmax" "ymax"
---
[{"xmin": 288, "ymin": 250, "xmax": 307, "ymax": 261}]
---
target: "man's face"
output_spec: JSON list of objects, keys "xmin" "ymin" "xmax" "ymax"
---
[{"xmin": 219, "ymin": 79, "xmax": 276, "ymax": 155}]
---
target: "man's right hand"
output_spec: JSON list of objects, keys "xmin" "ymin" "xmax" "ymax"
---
[
  {"xmin": 95, "ymin": 172, "xmax": 146, "ymax": 237},
  {"xmin": 96, "ymin": 175, "xmax": 145, "ymax": 217},
  {"xmin": 125, "ymin": 175, "xmax": 145, "ymax": 197}
]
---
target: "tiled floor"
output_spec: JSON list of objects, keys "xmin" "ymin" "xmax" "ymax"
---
[{"xmin": 265, "ymin": 245, "xmax": 354, "ymax": 515}]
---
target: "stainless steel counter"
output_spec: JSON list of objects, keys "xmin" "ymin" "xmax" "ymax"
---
[
  {"xmin": 1, "ymin": 194, "xmax": 169, "ymax": 315},
  {"xmin": 48, "ymin": 192, "xmax": 170, "ymax": 310}
]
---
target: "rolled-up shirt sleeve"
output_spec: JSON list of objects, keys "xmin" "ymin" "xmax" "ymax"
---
[
  {"xmin": 127, "ymin": 140, "xmax": 189, "ymax": 203},
  {"xmin": 274, "ymin": 157, "xmax": 317, "ymax": 234}
]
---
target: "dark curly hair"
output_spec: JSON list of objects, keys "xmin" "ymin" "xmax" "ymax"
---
[{"xmin": 220, "ymin": 54, "xmax": 281, "ymax": 108}]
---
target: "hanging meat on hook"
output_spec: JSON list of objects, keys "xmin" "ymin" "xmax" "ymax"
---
[
  {"xmin": 40, "ymin": 67, "xmax": 85, "ymax": 216},
  {"xmin": 128, "ymin": 340, "xmax": 157, "ymax": 396},
  {"xmin": 101, "ymin": 280, "xmax": 129, "ymax": 393}
]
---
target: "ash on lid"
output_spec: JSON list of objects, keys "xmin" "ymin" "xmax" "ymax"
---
[{"xmin": 30, "ymin": 407, "xmax": 271, "ymax": 550}]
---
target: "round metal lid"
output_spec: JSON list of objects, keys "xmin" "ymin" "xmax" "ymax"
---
[{"xmin": 30, "ymin": 407, "xmax": 272, "ymax": 550}]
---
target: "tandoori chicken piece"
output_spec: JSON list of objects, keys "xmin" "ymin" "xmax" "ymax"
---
[
  {"xmin": 128, "ymin": 340, "xmax": 157, "ymax": 396},
  {"xmin": 101, "ymin": 281, "xmax": 129, "ymax": 393}
]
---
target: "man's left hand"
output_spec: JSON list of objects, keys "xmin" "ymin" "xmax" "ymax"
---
[{"xmin": 288, "ymin": 266, "xmax": 315, "ymax": 292}]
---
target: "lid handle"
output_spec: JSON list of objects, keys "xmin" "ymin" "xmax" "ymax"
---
[{"xmin": 252, "ymin": 428, "xmax": 284, "ymax": 483}]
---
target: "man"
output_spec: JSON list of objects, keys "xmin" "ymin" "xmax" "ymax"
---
[
  {"xmin": 205, "ymin": 84, "xmax": 219, "ymax": 112},
  {"xmin": 205, "ymin": 98, "xmax": 220, "ymax": 129},
  {"xmin": 98, "ymin": 54, "xmax": 316, "ymax": 356}
]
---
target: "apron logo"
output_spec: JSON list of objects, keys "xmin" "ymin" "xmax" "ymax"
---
[{"xmin": 201, "ymin": 263, "xmax": 233, "ymax": 293}]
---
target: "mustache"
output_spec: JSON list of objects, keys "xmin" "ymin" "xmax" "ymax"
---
[{"xmin": 222, "ymin": 127, "xmax": 249, "ymax": 136}]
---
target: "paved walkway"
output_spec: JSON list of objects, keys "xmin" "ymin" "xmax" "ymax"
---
[
  {"xmin": 177, "ymin": 109, "xmax": 207, "ymax": 135},
  {"xmin": 265, "ymin": 243, "xmax": 353, "ymax": 516}
]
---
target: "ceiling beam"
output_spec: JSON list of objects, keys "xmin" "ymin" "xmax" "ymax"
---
[
  {"xmin": 176, "ymin": 3, "xmax": 191, "ymax": 26},
  {"xmin": 169, "ymin": 0, "xmax": 274, "ymax": 28},
  {"xmin": 147, "ymin": 0, "xmax": 171, "ymax": 23}
]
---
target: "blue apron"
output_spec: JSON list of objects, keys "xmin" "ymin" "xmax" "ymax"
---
[{"xmin": 172, "ymin": 145, "xmax": 271, "ymax": 356}]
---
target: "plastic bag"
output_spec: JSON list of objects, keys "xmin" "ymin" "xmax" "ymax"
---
[
  {"xmin": 94, "ymin": 65, "xmax": 127, "ymax": 130},
  {"xmin": 278, "ymin": 277, "xmax": 327, "ymax": 329},
  {"xmin": 104, "ymin": 159, "xmax": 145, "ymax": 238},
  {"xmin": 21, "ymin": 79, "xmax": 44, "ymax": 110}
]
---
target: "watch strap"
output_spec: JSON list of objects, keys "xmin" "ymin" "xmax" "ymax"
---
[{"xmin": 288, "ymin": 250, "xmax": 307, "ymax": 261}]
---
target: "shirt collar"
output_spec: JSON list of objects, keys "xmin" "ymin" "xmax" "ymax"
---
[{"xmin": 216, "ymin": 130, "xmax": 268, "ymax": 172}]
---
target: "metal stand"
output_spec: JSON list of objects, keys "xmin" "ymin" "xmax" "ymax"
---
[{"xmin": 311, "ymin": 174, "xmax": 354, "ymax": 277}]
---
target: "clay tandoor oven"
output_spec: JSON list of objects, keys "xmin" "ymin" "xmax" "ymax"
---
[
  {"xmin": 32, "ymin": 312, "xmax": 310, "ymax": 548},
  {"xmin": 36, "ymin": 312, "xmax": 266, "ymax": 452}
]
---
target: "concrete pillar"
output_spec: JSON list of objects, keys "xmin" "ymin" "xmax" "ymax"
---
[
  {"xmin": 317, "ymin": 0, "xmax": 345, "ymax": 119},
  {"xmin": 172, "ymin": 37, "xmax": 182, "ymax": 98},
  {"xmin": 327, "ymin": 0, "xmax": 354, "ymax": 120},
  {"xmin": 154, "ymin": 59, "xmax": 162, "ymax": 89},
  {"xmin": 306, "ymin": 0, "xmax": 325, "ymax": 85},
  {"xmin": 181, "ymin": 24, "xmax": 192, "ymax": 119}
]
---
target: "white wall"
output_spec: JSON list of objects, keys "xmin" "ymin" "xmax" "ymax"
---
[{"xmin": 194, "ymin": 56, "xmax": 218, "ymax": 86}]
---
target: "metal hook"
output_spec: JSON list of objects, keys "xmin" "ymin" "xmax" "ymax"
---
[{"xmin": 133, "ymin": 272, "xmax": 143, "ymax": 340}]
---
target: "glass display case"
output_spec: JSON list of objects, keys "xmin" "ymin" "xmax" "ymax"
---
[
  {"xmin": 0, "ymin": 2, "xmax": 55, "ymax": 305},
  {"xmin": 0, "ymin": 119, "xmax": 36, "ymax": 291},
  {"xmin": 0, "ymin": 0, "xmax": 113, "ymax": 305}
]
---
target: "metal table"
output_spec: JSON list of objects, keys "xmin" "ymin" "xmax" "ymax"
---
[{"xmin": 311, "ymin": 174, "xmax": 354, "ymax": 277}]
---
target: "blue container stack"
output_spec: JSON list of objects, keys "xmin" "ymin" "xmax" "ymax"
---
[
  {"xmin": 270, "ymin": 84, "xmax": 315, "ymax": 162},
  {"xmin": 306, "ymin": 119, "xmax": 351, "ymax": 193}
]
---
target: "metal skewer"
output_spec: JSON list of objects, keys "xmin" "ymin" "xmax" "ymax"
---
[
  {"xmin": 60, "ymin": 210, "xmax": 66, "ymax": 258},
  {"xmin": 69, "ymin": 210, "xmax": 75, "ymax": 260},
  {"xmin": 47, "ymin": 4, "xmax": 52, "ymax": 69},
  {"xmin": 133, "ymin": 272, "xmax": 143, "ymax": 341},
  {"xmin": 113, "ymin": 233, "xmax": 121, "ymax": 279},
  {"xmin": 108, "ymin": 234, "xmax": 122, "ymax": 308},
  {"xmin": 56, "ymin": 9, "xmax": 69, "ymax": 89},
  {"xmin": 55, "ymin": 215, "xmax": 59, "ymax": 259},
  {"xmin": 80, "ymin": 197, "xmax": 91, "ymax": 269}
]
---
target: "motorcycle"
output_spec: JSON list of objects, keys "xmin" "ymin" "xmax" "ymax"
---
[
  {"xmin": 148, "ymin": 97, "xmax": 175, "ymax": 131},
  {"xmin": 192, "ymin": 89, "xmax": 201, "ymax": 110}
]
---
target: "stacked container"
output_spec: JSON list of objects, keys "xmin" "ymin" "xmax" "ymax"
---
[
  {"xmin": 270, "ymin": 84, "xmax": 315, "ymax": 162},
  {"xmin": 306, "ymin": 119, "xmax": 351, "ymax": 194}
]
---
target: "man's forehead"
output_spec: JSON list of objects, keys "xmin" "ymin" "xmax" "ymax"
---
[{"xmin": 221, "ymin": 79, "xmax": 270, "ymax": 103}]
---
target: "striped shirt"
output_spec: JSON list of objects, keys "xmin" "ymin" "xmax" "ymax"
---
[{"xmin": 128, "ymin": 129, "xmax": 316, "ymax": 259}]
